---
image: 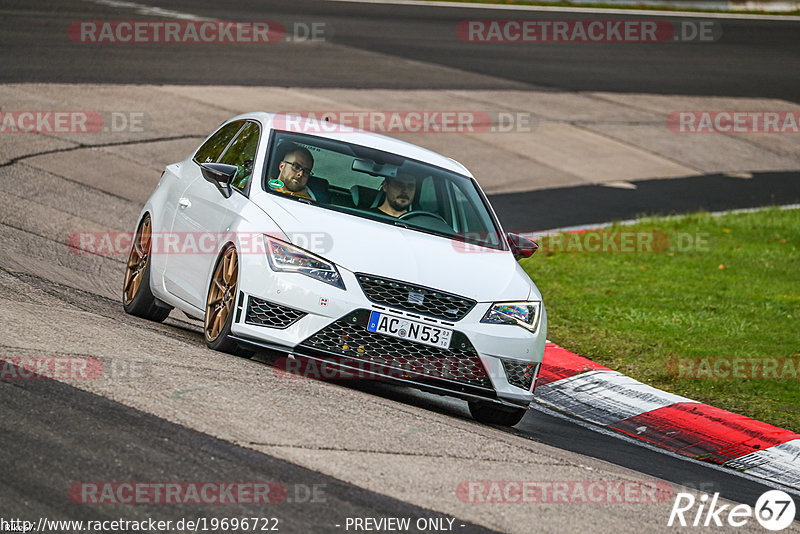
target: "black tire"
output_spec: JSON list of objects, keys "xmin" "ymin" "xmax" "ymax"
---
[
  {"xmin": 122, "ymin": 214, "xmax": 172, "ymax": 322},
  {"xmin": 468, "ymin": 401, "xmax": 528, "ymax": 426}
]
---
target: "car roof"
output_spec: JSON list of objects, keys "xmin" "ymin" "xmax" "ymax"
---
[{"xmin": 227, "ymin": 112, "xmax": 474, "ymax": 178}]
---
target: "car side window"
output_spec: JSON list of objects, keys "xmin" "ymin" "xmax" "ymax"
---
[
  {"xmin": 218, "ymin": 121, "xmax": 260, "ymax": 191},
  {"xmin": 193, "ymin": 121, "xmax": 245, "ymax": 164},
  {"xmin": 448, "ymin": 181, "xmax": 490, "ymax": 233}
]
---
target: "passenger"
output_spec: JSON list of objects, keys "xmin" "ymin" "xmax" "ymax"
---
[
  {"xmin": 375, "ymin": 173, "xmax": 416, "ymax": 217},
  {"xmin": 269, "ymin": 146, "xmax": 316, "ymax": 201}
]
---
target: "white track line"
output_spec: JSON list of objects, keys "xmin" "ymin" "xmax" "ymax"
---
[{"xmin": 80, "ymin": 0, "xmax": 211, "ymax": 21}]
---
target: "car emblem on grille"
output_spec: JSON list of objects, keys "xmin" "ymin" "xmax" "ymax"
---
[{"xmin": 408, "ymin": 291, "xmax": 425, "ymax": 305}]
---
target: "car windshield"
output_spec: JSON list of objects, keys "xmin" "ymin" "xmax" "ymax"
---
[{"xmin": 263, "ymin": 131, "xmax": 506, "ymax": 251}]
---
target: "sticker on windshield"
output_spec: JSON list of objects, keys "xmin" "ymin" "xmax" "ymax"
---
[{"xmin": 268, "ymin": 179, "xmax": 284, "ymax": 188}]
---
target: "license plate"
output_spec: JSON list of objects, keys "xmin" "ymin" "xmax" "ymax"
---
[{"xmin": 367, "ymin": 311, "xmax": 452, "ymax": 349}]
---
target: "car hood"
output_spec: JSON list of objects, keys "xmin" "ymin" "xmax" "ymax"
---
[{"xmin": 254, "ymin": 195, "xmax": 537, "ymax": 303}]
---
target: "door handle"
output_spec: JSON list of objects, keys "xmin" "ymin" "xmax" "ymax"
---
[{"xmin": 178, "ymin": 198, "xmax": 191, "ymax": 209}]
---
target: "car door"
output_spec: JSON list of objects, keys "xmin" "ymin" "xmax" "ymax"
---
[{"xmin": 164, "ymin": 120, "xmax": 261, "ymax": 309}]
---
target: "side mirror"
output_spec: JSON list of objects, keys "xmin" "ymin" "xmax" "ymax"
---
[
  {"xmin": 507, "ymin": 232, "xmax": 538, "ymax": 260},
  {"xmin": 201, "ymin": 163, "xmax": 238, "ymax": 198}
]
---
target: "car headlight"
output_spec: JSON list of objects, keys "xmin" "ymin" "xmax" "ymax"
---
[
  {"xmin": 265, "ymin": 236, "xmax": 345, "ymax": 290},
  {"xmin": 481, "ymin": 301, "xmax": 541, "ymax": 332}
]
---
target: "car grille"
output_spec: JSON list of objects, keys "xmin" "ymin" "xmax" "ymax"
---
[
  {"xmin": 502, "ymin": 360, "xmax": 538, "ymax": 391},
  {"xmin": 299, "ymin": 310, "xmax": 493, "ymax": 389},
  {"xmin": 245, "ymin": 296, "xmax": 306, "ymax": 329},
  {"xmin": 355, "ymin": 274, "xmax": 476, "ymax": 322}
]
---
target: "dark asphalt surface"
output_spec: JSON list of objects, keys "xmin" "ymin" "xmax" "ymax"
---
[
  {"xmin": 0, "ymin": 362, "xmax": 495, "ymax": 533},
  {"xmin": 1, "ymin": 0, "xmax": 799, "ymax": 101},
  {"xmin": 489, "ymin": 170, "xmax": 800, "ymax": 231},
  {"xmin": 341, "ymin": 380, "xmax": 795, "ymax": 507},
  {"xmin": 1, "ymin": 0, "xmax": 799, "ymax": 529},
  {"xmin": 1, "ymin": 355, "xmax": 792, "ymax": 527}
]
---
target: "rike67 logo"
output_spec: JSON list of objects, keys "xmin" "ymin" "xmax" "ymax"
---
[{"xmin": 668, "ymin": 490, "xmax": 796, "ymax": 530}]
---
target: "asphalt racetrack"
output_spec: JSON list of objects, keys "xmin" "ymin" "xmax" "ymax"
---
[
  {"xmin": 0, "ymin": 0, "xmax": 798, "ymax": 532},
  {"xmin": 3, "ymin": 0, "xmax": 800, "ymax": 101}
]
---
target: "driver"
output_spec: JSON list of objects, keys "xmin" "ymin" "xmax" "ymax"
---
[
  {"xmin": 375, "ymin": 173, "xmax": 416, "ymax": 217},
  {"xmin": 269, "ymin": 145, "xmax": 316, "ymax": 201}
]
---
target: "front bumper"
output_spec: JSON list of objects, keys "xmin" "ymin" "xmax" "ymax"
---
[{"xmin": 230, "ymin": 266, "xmax": 546, "ymax": 407}]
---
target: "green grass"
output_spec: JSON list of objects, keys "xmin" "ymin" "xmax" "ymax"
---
[
  {"xmin": 521, "ymin": 207, "xmax": 800, "ymax": 431},
  {"xmin": 417, "ymin": 0, "xmax": 800, "ymax": 16}
]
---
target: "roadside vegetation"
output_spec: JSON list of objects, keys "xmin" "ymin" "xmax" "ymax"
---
[{"xmin": 521, "ymin": 207, "xmax": 800, "ymax": 431}]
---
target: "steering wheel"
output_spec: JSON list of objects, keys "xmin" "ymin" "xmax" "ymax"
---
[{"xmin": 398, "ymin": 210, "xmax": 447, "ymax": 224}]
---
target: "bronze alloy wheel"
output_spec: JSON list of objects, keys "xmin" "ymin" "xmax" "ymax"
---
[
  {"xmin": 122, "ymin": 214, "xmax": 171, "ymax": 322},
  {"xmin": 205, "ymin": 246, "xmax": 238, "ymax": 343},
  {"xmin": 123, "ymin": 216, "xmax": 152, "ymax": 306}
]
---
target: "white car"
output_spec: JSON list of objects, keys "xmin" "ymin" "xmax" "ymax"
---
[{"xmin": 123, "ymin": 112, "xmax": 546, "ymax": 426}]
